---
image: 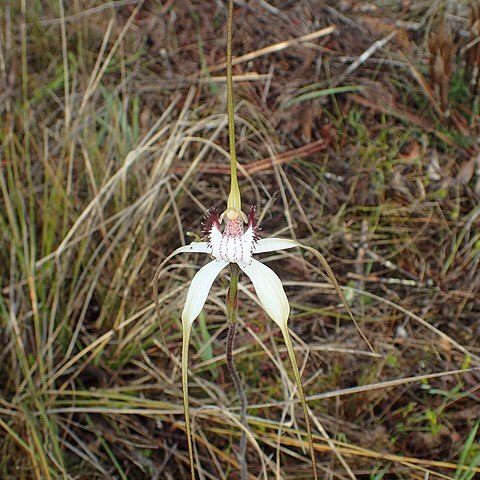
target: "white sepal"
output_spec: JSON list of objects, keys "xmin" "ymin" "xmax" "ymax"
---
[
  {"xmin": 254, "ymin": 237, "xmax": 299, "ymax": 254},
  {"xmin": 181, "ymin": 260, "xmax": 228, "ymax": 328},
  {"xmin": 238, "ymin": 258, "xmax": 290, "ymax": 328}
]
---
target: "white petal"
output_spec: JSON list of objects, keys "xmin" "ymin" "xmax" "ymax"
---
[
  {"xmin": 238, "ymin": 223, "xmax": 256, "ymax": 263},
  {"xmin": 210, "ymin": 222, "xmax": 223, "ymax": 245},
  {"xmin": 253, "ymin": 237, "xmax": 299, "ymax": 254},
  {"xmin": 209, "ymin": 222, "xmax": 223, "ymax": 260},
  {"xmin": 172, "ymin": 242, "xmax": 211, "ymax": 256},
  {"xmin": 238, "ymin": 259, "xmax": 290, "ymax": 328},
  {"xmin": 182, "ymin": 260, "xmax": 228, "ymax": 328}
]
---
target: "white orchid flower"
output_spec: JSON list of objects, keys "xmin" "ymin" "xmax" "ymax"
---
[
  {"xmin": 178, "ymin": 205, "xmax": 296, "ymax": 337},
  {"xmin": 153, "ymin": 202, "xmax": 370, "ymax": 480},
  {"xmin": 154, "ymin": 204, "xmax": 309, "ymax": 477},
  {"xmin": 153, "ymin": 5, "xmax": 370, "ymax": 475}
]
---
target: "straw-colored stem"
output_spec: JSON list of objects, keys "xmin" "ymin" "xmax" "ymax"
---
[{"xmin": 300, "ymin": 244, "xmax": 373, "ymax": 353}]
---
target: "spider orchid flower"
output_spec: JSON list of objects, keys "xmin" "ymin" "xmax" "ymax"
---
[
  {"xmin": 153, "ymin": 201, "xmax": 370, "ymax": 479},
  {"xmin": 153, "ymin": 97, "xmax": 370, "ymax": 480},
  {"xmin": 177, "ymin": 205, "xmax": 297, "ymax": 337},
  {"xmin": 154, "ymin": 203, "xmax": 328, "ymax": 479}
]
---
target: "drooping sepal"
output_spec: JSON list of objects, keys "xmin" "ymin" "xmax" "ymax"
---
[
  {"xmin": 238, "ymin": 258, "xmax": 290, "ymax": 329},
  {"xmin": 182, "ymin": 259, "xmax": 228, "ymax": 328}
]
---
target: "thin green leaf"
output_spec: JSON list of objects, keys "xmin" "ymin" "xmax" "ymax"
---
[{"xmin": 281, "ymin": 85, "xmax": 364, "ymax": 109}]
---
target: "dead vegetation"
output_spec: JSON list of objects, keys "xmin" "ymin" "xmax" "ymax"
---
[{"xmin": 0, "ymin": 0, "xmax": 479, "ymax": 479}]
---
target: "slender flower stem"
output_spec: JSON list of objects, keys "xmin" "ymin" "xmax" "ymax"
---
[
  {"xmin": 227, "ymin": 0, "xmax": 238, "ymax": 195},
  {"xmin": 225, "ymin": 0, "xmax": 242, "ymax": 217},
  {"xmin": 227, "ymin": 263, "xmax": 239, "ymax": 322},
  {"xmin": 226, "ymin": 264, "xmax": 248, "ymax": 480}
]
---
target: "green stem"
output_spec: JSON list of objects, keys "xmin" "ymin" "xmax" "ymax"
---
[
  {"xmin": 226, "ymin": 264, "xmax": 248, "ymax": 480},
  {"xmin": 226, "ymin": 0, "xmax": 240, "ymax": 212},
  {"xmin": 227, "ymin": 0, "xmax": 237, "ymax": 186},
  {"xmin": 227, "ymin": 263, "xmax": 239, "ymax": 322}
]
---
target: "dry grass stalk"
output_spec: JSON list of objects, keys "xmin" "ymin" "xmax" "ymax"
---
[
  {"xmin": 428, "ymin": 24, "xmax": 458, "ymax": 118},
  {"xmin": 1, "ymin": 1, "xmax": 480, "ymax": 478},
  {"xmin": 466, "ymin": 1, "xmax": 480, "ymax": 94}
]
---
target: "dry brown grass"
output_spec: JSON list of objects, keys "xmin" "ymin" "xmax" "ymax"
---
[{"xmin": 1, "ymin": 1, "xmax": 479, "ymax": 479}]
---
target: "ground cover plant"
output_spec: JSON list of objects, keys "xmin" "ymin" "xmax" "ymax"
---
[{"xmin": 1, "ymin": 0, "xmax": 480, "ymax": 479}]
